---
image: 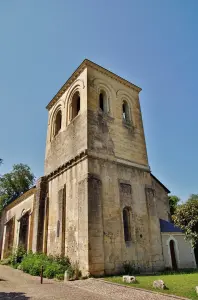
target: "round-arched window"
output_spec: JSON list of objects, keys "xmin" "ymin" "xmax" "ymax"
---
[
  {"xmin": 122, "ymin": 100, "xmax": 130, "ymax": 123},
  {"xmin": 54, "ymin": 110, "xmax": 62, "ymax": 136},
  {"xmin": 99, "ymin": 90, "xmax": 108, "ymax": 113}
]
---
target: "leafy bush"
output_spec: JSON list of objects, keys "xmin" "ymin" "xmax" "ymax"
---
[
  {"xmin": 43, "ymin": 262, "xmax": 66, "ymax": 279},
  {"xmin": 10, "ymin": 246, "xmax": 26, "ymax": 267},
  {"xmin": 20, "ymin": 253, "xmax": 51, "ymax": 276},
  {"xmin": 55, "ymin": 273, "xmax": 64, "ymax": 280},
  {"xmin": 0, "ymin": 257, "xmax": 11, "ymax": 265},
  {"xmin": 123, "ymin": 261, "xmax": 140, "ymax": 275},
  {"xmin": 19, "ymin": 252, "xmax": 74, "ymax": 280},
  {"xmin": 66, "ymin": 265, "xmax": 75, "ymax": 279},
  {"xmin": 72, "ymin": 262, "xmax": 82, "ymax": 279}
]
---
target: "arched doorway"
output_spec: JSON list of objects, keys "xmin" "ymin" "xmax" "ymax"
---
[
  {"xmin": 18, "ymin": 213, "xmax": 29, "ymax": 251},
  {"xmin": 169, "ymin": 239, "xmax": 178, "ymax": 270},
  {"xmin": 194, "ymin": 242, "xmax": 198, "ymax": 266}
]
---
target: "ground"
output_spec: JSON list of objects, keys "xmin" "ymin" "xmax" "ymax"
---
[
  {"xmin": 0, "ymin": 265, "xmax": 182, "ymax": 300},
  {"xmin": 105, "ymin": 274, "xmax": 198, "ymax": 300}
]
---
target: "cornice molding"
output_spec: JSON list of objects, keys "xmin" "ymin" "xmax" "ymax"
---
[
  {"xmin": 4, "ymin": 187, "xmax": 36, "ymax": 211},
  {"xmin": 46, "ymin": 59, "xmax": 142, "ymax": 111},
  {"xmin": 46, "ymin": 150, "xmax": 88, "ymax": 180},
  {"xmin": 46, "ymin": 150, "xmax": 150, "ymax": 182}
]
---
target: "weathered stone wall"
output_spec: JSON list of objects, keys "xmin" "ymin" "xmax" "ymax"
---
[
  {"xmin": 32, "ymin": 177, "xmax": 47, "ymax": 253},
  {"xmin": 87, "ymin": 67, "xmax": 148, "ymax": 167},
  {"xmin": 0, "ymin": 191, "xmax": 35, "ymax": 259},
  {"xmin": 46, "ymin": 157, "xmax": 89, "ymax": 275},
  {"xmin": 152, "ymin": 177, "xmax": 170, "ymax": 221},
  {"xmin": 43, "ymin": 62, "xmax": 169, "ymax": 276},
  {"xmin": 88, "ymin": 173, "xmax": 104, "ymax": 275},
  {"xmin": 88, "ymin": 158, "xmax": 165, "ymax": 275},
  {"xmin": 0, "ymin": 211, "xmax": 6, "ymax": 258},
  {"xmin": 86, "ymin": 65, "xmax": 165, "ymax": 274},
  {"xmin": 45, "ymin": 69, "xmax": 88, "ymax": 175}
]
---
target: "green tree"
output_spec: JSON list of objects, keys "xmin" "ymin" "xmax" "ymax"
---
[
  {"xmin": 173, "ymin": 194, "xmax": 198, "ymax": 247},
  {"xmin": 0, "ymin": 164, "xmax": 35, "ymax": 211},
  {"xmin": 168, "ymin": 195, "xmax": 180, "ymax": 216}
]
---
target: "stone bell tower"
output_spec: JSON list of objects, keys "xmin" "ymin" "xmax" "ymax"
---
[{"xmin": 43, "ymin": 59, "xmax": 166, "ymax": 275}]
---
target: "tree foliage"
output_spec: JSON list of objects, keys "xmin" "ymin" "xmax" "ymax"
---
[
  {"xmin": 168, "ymin": 195, "xmax": 180, "ymax": 216},
  {"xmin": 173, "ymin": 194, "xmax": 198, "ymax": 247},
  {"xmin": 0, "ymin": 164, "xmax": 35, "ymax": 211}
]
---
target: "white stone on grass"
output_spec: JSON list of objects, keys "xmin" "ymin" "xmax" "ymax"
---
[
  {"xmin": 153, "ymin": 279, "xmax": 166, "ymax": 289},
  {"xmin": 123, "ymin": 275, "xmax": 136, "ymax": 283},
  {"xmin": 195, "ymin": 286, "xmax": 198, "ymax": 294}
]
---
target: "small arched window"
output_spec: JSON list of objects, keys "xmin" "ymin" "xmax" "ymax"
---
[
  {"xmin": 122, "ymin": 101, "xmax": 130, "ymax": 123},
  {"xmin": 99, "ymin": 90, "xmax": 108, "ymax": 113},
  {"xmin": 54, "ymin": 110, "xmax": 62, "ymax": 136},
  {"xmin": 123, "ymin": 207, "xmax": 131, "ymax": 242},
  {"xmin": 57, "ymin": 220, "xmax": 60, "ymax": 237},
  {"xmin": 71, "ymin": 91, "xmax": 80, "ymax": 120}
]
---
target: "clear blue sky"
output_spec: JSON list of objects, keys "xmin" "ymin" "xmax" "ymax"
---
[{"xmin": 0, "ymin": 0, "xmax": 197, "ymax": 201}]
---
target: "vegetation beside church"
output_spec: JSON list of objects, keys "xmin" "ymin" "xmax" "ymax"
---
[
  {"xmin": 0, "ymin": 163, "xmax": 35, "ymax": 212},
  {"xmin": 1, "ymin": 248, "xmax": 81, "ymax": 281},
  {"xmin": 173, "ymin": 194, "xmax": 198, "ymax": 247},
  {"xmin": 168, "ymin": 195, "xmax": 180, "ymax": 216}
]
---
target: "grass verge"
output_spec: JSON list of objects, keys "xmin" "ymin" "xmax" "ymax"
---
[{"xmin": 105, "ymin": 273, "xmax": 198, "ymax": 299}]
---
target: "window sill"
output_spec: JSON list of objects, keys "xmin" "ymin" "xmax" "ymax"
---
[
  {"xmin": 68, "ymin": 112, "xmax": 81, "ymax": 126},
  {"xmin": 51, "ymin": 130, "xmax": 62, "ymax": 142},
  {"xmin": 122, "ymin": 120, "xmax": 135, "ymax": 130}
]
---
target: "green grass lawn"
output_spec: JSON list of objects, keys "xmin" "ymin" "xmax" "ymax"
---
[{"xmin": 105, "ymin": 273, "xmax": 198, "ymax": 299}]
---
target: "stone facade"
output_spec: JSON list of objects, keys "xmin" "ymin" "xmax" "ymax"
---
[
  {"xmin": 0, "ymin": 187, "xmax": 36, "ymax": 259},
  {"xmin": 2, "ymin": 59, "xmax": 192, "ymax": 275}
]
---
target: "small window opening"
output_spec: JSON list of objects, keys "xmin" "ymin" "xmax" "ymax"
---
[
  {"xmin": 72, "ymin": 92, "xmax": 80, "ymax": 120},
  {"xmin": 99, "ymin": 93, "xmax": 104, "ymax": 111},
  {"xmin": 123, "ymin": 207, "xmax": 131, "ymax": 242},
  {"xmin": 55, "ymin": 110, "xmax": 62, "ymax": 136},
  {"xmin": 99, "ymin": 90, "xmax": 108, "ymax": 113},
  {"xmin": 122, "ymin": 101, "xmax": 130, "ymax": 123},
  {"xmin": 57, "ymin": 220, "xmax": 60, "ymax": 237}
]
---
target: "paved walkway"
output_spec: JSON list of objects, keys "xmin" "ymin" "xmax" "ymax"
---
[{"xmin": 0, "ymin": 265, "xmax": 183, "ymax": 300}]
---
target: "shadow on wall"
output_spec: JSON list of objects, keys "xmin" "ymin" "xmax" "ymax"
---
[{"xmin": 0, "ymin": 292, "xmax": 30, "ymax": 299}]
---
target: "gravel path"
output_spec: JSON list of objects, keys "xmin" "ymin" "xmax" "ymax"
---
[{"xmin": 0, "ymin": 265, "xmax": 184, "ymax": 300}]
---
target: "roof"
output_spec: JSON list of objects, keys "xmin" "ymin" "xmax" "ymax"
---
[
  {"xmin": 3, "ymin": 186, "xmax": 36, "ymax": 210},
  {"xmin": 151, "ymin": 173, "xmax": 170, "ymax": 193},
  {"xmin": 46, "ymin": 59, "xmax": 142, "ymax": 110},
  {"xmin": 160, "ymin": 219, "xmax": 182, "ymax": 233}
]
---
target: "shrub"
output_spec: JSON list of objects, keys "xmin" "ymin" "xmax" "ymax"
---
[
  {"xmin": 73, "ymin": 262, "xmax": 82, "ymax": 279},
  {"xmin": 123, "ymin": 261, "xmax": 140, "ymax": 275},
  {"xmin": 66, "ymin": 265, "xmax": 75, "ymax": 279},
  {"xmin": 19, "ymin": 252, "xmax": 75, "ymax": 280},
  {"xmin": 9, "ymin": 250, "xmax": 81, "ymax": 281},
  {"xmin": 53, "ymin": 255, "xmax": 70, "ymax": 268},
  {"xmin": 43, "ymin": 262, "xmax": 66, "ymax": 279},
  {"xmin": 55, "ymin": 273, "xmax": 64, "ymax": 281},
  {"xmin": 0, "ymin": 257, "xmax": 11, "ymax": 265},
  {"xmin": 10, "ymin": 246, "xmax": 26, "ymax": 267},
  {"xmin": 20, "ymin": 253, "xmax": 51, "ymax": 276}
]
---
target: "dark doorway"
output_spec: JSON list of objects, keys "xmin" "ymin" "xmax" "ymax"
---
[
  {"xmin": 19, "ymin": 214, "xmax": 29, "ymax": 251},
  {"xmin": 194, "ymin": 242, "xmax": 198, "ymax": 266},
  {"xmin": 4, "ymin": 218, "xmax": 15, "ymax": 258},
  {"xmin": 170, "ymin": 239, "xmax": 178, "ymax": 270}
]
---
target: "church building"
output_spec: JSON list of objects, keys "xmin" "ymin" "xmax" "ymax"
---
[{"xmin": 0, "ymin": 59, "xmax": 196, "ymax": 275}]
